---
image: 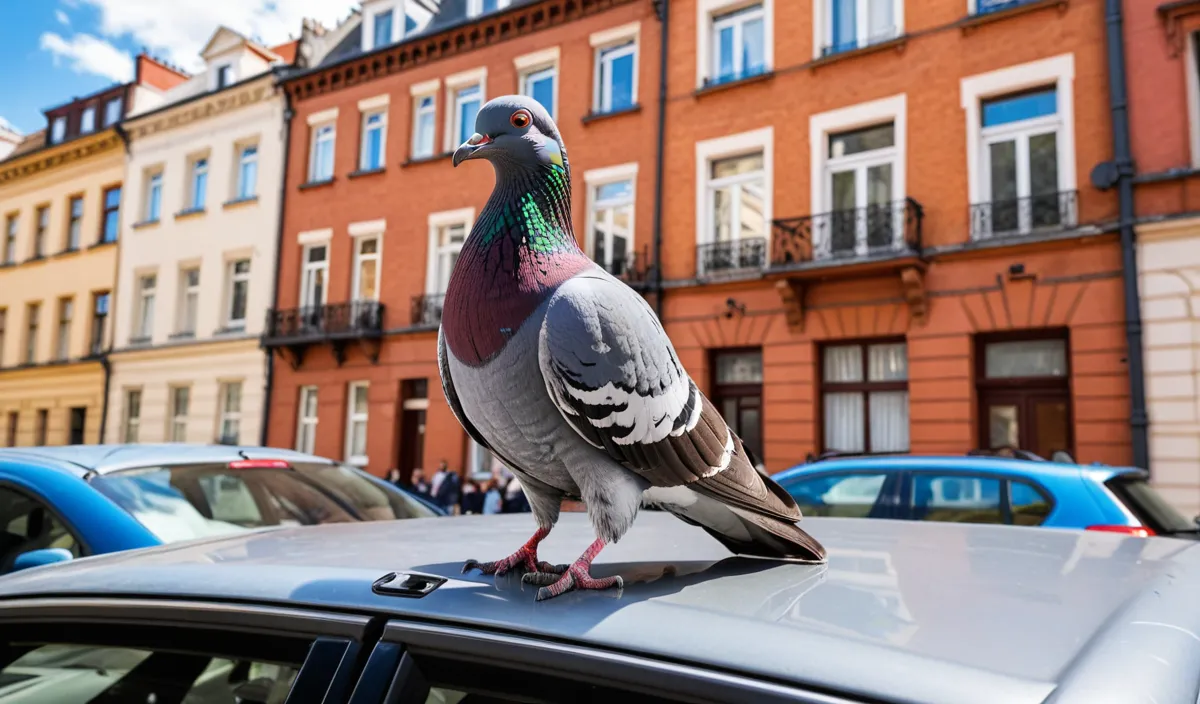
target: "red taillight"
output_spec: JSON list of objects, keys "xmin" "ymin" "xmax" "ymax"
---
[
  {"xmin": 228, "ymin": 459, "xmax": 291, "ymax": 469},
  {"xmin": 1086, "ymin": 524, "xmax": 1155, "ymax": 537}
]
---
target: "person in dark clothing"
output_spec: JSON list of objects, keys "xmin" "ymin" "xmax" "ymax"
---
[
  {"xmin": 431, "ymin": 462, "xmax": 461, "ymax": 513},
  {"xmin": 460, "ymin": 480, "xmax": 485, "ymax": 514},
  {"xmin": 407, "ymin": 468, "xmax": 432, "ymax": 499}
]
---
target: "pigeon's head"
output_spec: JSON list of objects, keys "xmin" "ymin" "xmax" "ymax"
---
[{"xmin": 452, "ymin": 95, "xmax": 566, "ymax": 174}]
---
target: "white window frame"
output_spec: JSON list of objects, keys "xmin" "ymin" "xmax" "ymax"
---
[
  {"xmin": 443, "ymin": 68, "xmax": 487, "ymax": 153},
  {"xmin": 410, "ymin": 80, "xmax": 440, "ymax": 159},
  {"xmin": 104, "ymin": 97, "xmax": 123, "ymax": 127},
  {"xmin": 225, "ymin": 259, "xmax": 251, "ymax": 329},
  {"xmin": 591, "ymin": 22, "xmax": 641, "ymax": 114},
  {"xmin": 695, "ymin": 0, "xmax": 774, "ymax": 90},
  {"xmin": 583, "ymin": 163, "xmax": 638, "ymax": 273},
  {"xmin": 467, "ymin": 0, "xmax": 513, "ymax": 17},
  {"xmin": 345, "ymin": 381, "xmax": 370, "ymax": 467},
  {"xmin": 135, "ymin": 273, "xmax": 157, "ymax": 339},
  {"xmin": 55, "ymin": 298, "xmax": 72, "ymax": 361},
  {"xmin": 178, "ymin": 266, "xmax": 200, "ymax": 335},
  {"xmin": 296, "ymin": 386, "xmax": 319, "ymax": 454},
  {"xmin": 236, "ymin": 143, "xmax": 258, "ymax": 200},
  {"xmin": 515, "ymin": 48, "xmax": 560, "ymax": 119},
  {"xmin": 812, "ymin": 0, "xmax": 905, "ymax": 59},
  {"xmin": 350, "ymin": 225, "xmax": 383, "ymax": 302},
  {"xmin": 123, "ymin": 388, "xmax": 141, "ymax": 443},
  {"xmin": 50, "ymin": 116, "xmax": 66, "ymax": 144},
  {"xmin": 359, "ymin": 108, "xmax": 388, "ymax": 171},
  {"xmin": 362, "ymin": 1, "xmax": 404, "ymax": 51},
  {"xmin": 169, "ymin": 385, "xmax": 190, "ymax": 442},
  {"xmin": 145, "ymin": 169, "xmax": 163, "ymax": 222},
  {"xmin": 188, "ymin": 155, "xmax": 208, "ymax": 211},
  {"xmin": 809, "ymin": 94, "xmax": 907, "ymax": 255},
  {"xmin": 80, "ymin": 106, "xmax": 96, "ymax": 134},
  {"xmin": 217, "ymin": 381, "xmax": 243, "ymax": 444},
  {"xmin": 426, "ymin": 208, "xmax": 475, "ymax": 295},
  {"xmin": 960, "ymin": 55, "xmax": 1076, "ymax": 225},
  {"xmin": 306, "ymin": 108, "xmax": 339, "ymax": 183},
  {"xmin": 299, "ymin": 238, "xmax": 331, "ymax": 309},
  {"xmin": 214, "ymin": 63, "xmax": 234, "ymax": 90},
  {"xmin": 694, "ymin": 127, "xmax": 774, "ymax": 274}
]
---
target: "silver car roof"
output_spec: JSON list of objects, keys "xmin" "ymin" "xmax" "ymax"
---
[
  {"xmin": 0, "ymin": 444, "xmax": 334, "ymax": 476},
  {"xmin": 0, "ymin": 512, "xmax": 1196, "ymax": 704}
]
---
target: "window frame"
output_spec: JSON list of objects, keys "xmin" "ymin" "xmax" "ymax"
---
[
  {"xmin": 144, "ymin": 169, "xmax": 163, "ymax": 223},
  {"xmin": 813, "ymin": 0, "xmax": 905, "ymax": 59},
  {"xmin": 818, "ymin": 336, "xmax": 910, "ymax": 455},
  {"xmin": 55, "ymin": 297, "xmax": 73, "ymax": 362},
  {"xmin": 122, "ymin": 387, "xmax": 142, "ymax": 443},
  {"xmin": 467, "ymin": 0, "xmax": 514, "ymax": 17},
  {"xmin": 344, "ymin": 381, "xmax": 370, "ymax": 467},
  {"xmin": 66, "ymin": 194, "xmax": 84, "ymax": 250},
  {"xmin": 177, "ymin": 266, "xmax": 201, "ymax": 336},
  {"xmin": 443, "ymin": 68, "xmax": 487, "ymax": 154},
  {"xmin": 779, "ymin": 469, "xmax": 906, "ymax": 520},
  {"xmin": 80, "ymin": 106, "xmax": 96, "ymax": 134},
  {"xmin": 23, "ymin": 302, "xmax": 39, "ymax": 365},
  {"xmin": 299, "ymin": 242, "xmax": 330, "ymax": 309},
  {"xmin": 89, "ymin": 291, "xmax": 110, "ymax": 356},
  {"xmin": 33, "ymin": 204, "xmax": 49, "ymax": 258},
  {"xmin": 308, "ymin": 119, "xmax": 337, "ymax": 183},
  {"xmin": 187, "ymin": 155, "xmax": 209, "ymax": 212},
  {"xmin": 50, "ymin": 116, "xmax": 66, "ymax": 144},
  {"xmin": 591, "ymin": 22, "xmax": 641, "ymax": 114},
  {"xmin": 3, "ymin": 213, "xmax": 16, "ymax": 264},
  {"xmin": 100, "ymin": 185, "xmax": 121, "ymax": 243},
  {"xmin": 217, "ymin": 380, "xmax": 243, "ymax": 444},
  {"xmin": 410, "ymin": 83, "xmax": 439, "ymax": 160},
  {"xmin": 0, "ymin": 308, "xmax": 6, "ymax": 368},
  {"xmin": 359, "ymin": 108, "xmax": 388, "ymax": 172},
  {"xmin": 224, "ymin": 258, "xmax": 251, "ymax": 329},
  {"xmin": 583, "ymin": 163, "xmax": 638, "ymax": 276},
  {"xmin": 425, "ymin": 208, "xmax": 474, "ymax": 296},
  {"xmin": 236, "ymin": 143, "xmax": 259, "ymax": 200},
  {"xmin": 899, "ymin": 468, "xmax": 1056, "ymax": 526},
  {"xmin": 695, "ymin": 0, "xmax": 774, "ymax": 90},
  {"xmin": 296, "ymin": 385, "xmax": 319, "ymax": 454},
  {"xmin": 134, "ymin": 273, "xmax": 157, "ymax": 341},
  {"xmin": 515, "ymin": 48, "xmax": 560, "ymax": 120},
  {"xmin": 215, "ymin": 63, "xmax": 233, "ymax": 90},
  {"xmin": 104, "ymin": 96, "xmax": 123, "ymax": 126},
  {"xmin": 351, "ymin": 234, "xmax": 382, "ymax": 302},
  {"xmin": 974, "ymin": 328, "xmax": 1073, "ymax": 458},
  {"xmin": 168, "ymin": 385, "xmax": 190, "ymax": 442},
  {"xmin": 694, "ymin": 127, "xmax": 774, "ymax": 275}
]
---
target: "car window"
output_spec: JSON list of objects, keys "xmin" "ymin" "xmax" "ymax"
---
[
  {"xmin": 1105, "ymin": 474, "xmax": 1198, "ymax": 535},
  {"xmin": 301, "ymin": 464, "xmax": 438, "ymax": 520},
  {"xmin": 782, "ymin": 472, "xmax": 890, "ymax": 518},
  {"xmin": 0, "ymin": 487, "xmax": 81, "ymax": 574},
  {"xmin": 911, "ymin": 474, "xmax": 1003, "ymax": 523},
  {"xmin": 1009, "ymin": 479, "xmax": 1052, "ymax": 526}
]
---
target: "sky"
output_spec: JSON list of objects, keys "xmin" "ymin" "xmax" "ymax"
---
[{"xmin": 0, "ymin": 0, "xmax": 361, "ymax": 135}]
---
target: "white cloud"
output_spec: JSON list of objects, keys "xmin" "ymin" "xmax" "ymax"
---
[
  {"xmin": 39, "ymin": 32, "xmax": 134, "ymax": 83},
  {"xmin": 55, "ymin": 9, "xmax": 70, "ymax": 26},
  {"xmin": 75, "ymin": 0, "xmax": 358, "ymax": 71}
]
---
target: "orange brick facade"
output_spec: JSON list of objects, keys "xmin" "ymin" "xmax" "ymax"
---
[{"xmin": 266, "ymin": 0, "xmax": 1134, "ymax": 479}]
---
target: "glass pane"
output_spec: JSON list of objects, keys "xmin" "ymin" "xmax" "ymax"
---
[
  {"xmin": 867, "ymin": 343, "xmax": 907, "ymax": 380},
  {"xmin": 358, "ymin": 260, "xmax": 377, "ymax": 299},
  {"xmin": 609, "ymin": 50, "xmax": 635, "ymax": 110},
  {"xmin": 712, "ymin": 186, "xmax": 733, "ymax": 242},
  {"xmin": 912, "ymin": 474, "xmax": 1003, "ymax": 523},
  {"xmin": 1010, "ymin": 480, "xmax": 1051, "ymax": 526},
  {"xmin": 200, "ymin": 475, "xmax": 261, "ymax": 524},
  {"xmin": 985, "ymin": 339, "xmax": 1067, "ymax": 378},
  {"xmin": 353, "ymin": 385, "xmax": 369, "ymax": 414},
  {"xmin": 832, "ymin": 0, "xmax": 857, "ymax": 50},
  {"xmin": 988, "ymin": 404, "xmax": 1020, "ymax": 448},
  {"xmin": 823, "ymin": 392, "xmax": 864, "ymax": 452},
  {"xmin": 982, "ymin": 88, "xmax": 1057, "ymax": 128},
  {"xmin": 224, "ymin": 384, "xmax": 241, "ymax": 413},
  {"xmin": 711, "ymin": 153, "xmax": 763, "ymax": 179},
  {"xmin": 1032, "ymin": 399, "xmax": 1069, "ymax": 460},
  {"xmin": 823, "ymin": 345, "xmax": 863, "ymax": 382},
  {"xmin": 530, "ymin": 74, "xmax": 555, "ymax": 115},
  {"xmin": 715, "ymin": 352, "xmax": 763, "ymax": 384},
  {"xmin": 829, "ymin": 123, "xmax": 894, "ymax": 158},
  {"xmin": 351, "ymin": 421, "xmax": 367, "ymax": 456},
  {"xmin": 717, "ymin": 25, "xmax": 735, "ymax": 79},
  {"xmin": 868, "ymin": 391, "xmax": 908, "ymax": 452},
  {"xmin": 740, "ymin": 406, "xmax": 762, "ymax": 461},
  {"xmin": 867, "ymin": 0, "xmax": 895, "ymax": 40},
  {"xmin": 866, "ymin": 163, "xmax": 891, "ymax": 205},
  {"xmin": 742, "ymin": 17, "xmax": 765, "ymax": 74},
  {"xmin": 739, "ymin": 180, "xmax": 765, "ymax": 238},
  {"xmin": 786, "ymin": 473, "xmax": 886, "ymax": 518},
  {"xmin": 830, "ymin": 170, "xmax": 857, "ymax": 252},
  {"xmin": 1029, "ymin": 132, "xmax": 1061, "ymax": 228},
  {"xmin": 831, "ymin": 169, "xmax": 856, "ymax": 213},
  {"xmin": 596, "ymin": 179, "xmax": 632, "ymax": 202}
]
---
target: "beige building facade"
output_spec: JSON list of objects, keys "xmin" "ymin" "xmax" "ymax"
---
[{"xmin": 105, "ymin": 28, "xmax": 292, "ymax": 446}]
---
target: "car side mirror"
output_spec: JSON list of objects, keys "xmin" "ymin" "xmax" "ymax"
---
[{"xmin": 12, "ymin": 548, "xmax": 74, "ymax": 573}]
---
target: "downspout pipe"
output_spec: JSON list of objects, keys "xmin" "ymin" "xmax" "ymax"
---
[
  {"xmin": 261, "ymin": 81, "xmax": 294, "ymax": 447},
  {"xmin": 100, "ymin": 124, "xmax": 133, "ymax": 444},
  {"xmin": 651, "ymin": 0, "xmax": 669, "ymax": 319},
  {"xmin": 1102, "ymin": 0, "xmax": 1150, "ymax": 469}
]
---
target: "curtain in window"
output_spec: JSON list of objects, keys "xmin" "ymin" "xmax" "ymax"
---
[
  {"xmin": 823, "ymin": 345, "xmax": 862, "ymax": 382},
  {"xmin": 869, "ymin": 391, "xmax": 908, "ymax": 452},
  {"xmin": 824, "ymin": 392, "xmax": 863, "ymax": 452}
]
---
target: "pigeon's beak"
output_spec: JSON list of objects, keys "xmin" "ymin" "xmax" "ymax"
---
[{"xmin": 453, "ymin": 133, "xmax": 492, "ymax": 168}]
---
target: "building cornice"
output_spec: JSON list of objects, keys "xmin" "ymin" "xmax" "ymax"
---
[
  {"xmin": 124, "ymin": 74, "xmax": 277, "ymax": 141},
  {"xmin": 284, "ymin": 0, "xmax": 638, "ymax": 103},
  {"xmin": 0, "ymin": 129, "xmax": 123, "ymax": 186}
]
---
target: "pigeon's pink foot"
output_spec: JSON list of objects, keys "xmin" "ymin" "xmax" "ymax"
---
[
  {"xmin": 461, "ymin": 527, "xmax": 568, "ymax": 577},
  {"xmin": 521, "ymin": 538, "xmax": 623, "ymax": 601}
]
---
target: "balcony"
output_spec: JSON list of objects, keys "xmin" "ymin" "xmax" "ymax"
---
[
  {"xmin": 262, "ymin": 300, "xmax": 384, "ymax": 368},
  {"xmin": 969, "ymin": 190, "xmax": 1077, "ymax": 242},
  {"xmin": 604, "ymin": 246, "xmax": 654, "ymax": 289},
  {"xmin": 411, "ymin": 293, "xmax": 445, "ymax": 327},
  {"xmin": 771, "ymin": 198, "xmax": 924, "ymax": 268},
  {"xmin": 696, "ymin": 238, "xmax": 768, "ymax": 278}
]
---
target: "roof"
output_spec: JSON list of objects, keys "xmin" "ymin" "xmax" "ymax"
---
[
  {"xmin": 0, "ymin": 444, "xmax": 333, "ymax": 477},
  {"xmin": 1, "ymin": 512, "xmax": 1196, "ymax": 704},
  {"xmin": 775, "ymin": 454, "xmax": 1142, "ymax": 481}
]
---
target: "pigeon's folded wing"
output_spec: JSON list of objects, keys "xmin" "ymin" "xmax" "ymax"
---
[
  {"xmin": 539, "ymin": 273, "xmax": 800, "ymax": 523},
  {"xmin": 438, "ymin": 325, "xmax": 492, "ymax": 451}
]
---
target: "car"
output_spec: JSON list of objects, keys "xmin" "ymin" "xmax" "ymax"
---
[
  {"xmin": 771, "ymin": 454, "xmax": 1200, "ymax": 540},
  {"xmin": 0, "ymin": 512, "xmax": 1198, "ymax": 703},
  {"xmin": 0, "ymin": 444, "xmax": 443, "ymax": 575}
]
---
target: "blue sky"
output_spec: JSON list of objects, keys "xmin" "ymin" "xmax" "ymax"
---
[{"xmin": 0, "ymin": 0, "xmax": 359, "ymax": 135}]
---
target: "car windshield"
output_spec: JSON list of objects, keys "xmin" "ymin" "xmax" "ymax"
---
[
  {"xmin": 1106, "ymin": 474, "xmax": 1198, "ymax": 535},
  {"xmin": 89, "ymin": 462, "xmax": 437, "ymax": 543}
]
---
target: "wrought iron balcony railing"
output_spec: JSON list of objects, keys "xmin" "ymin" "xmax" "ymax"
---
[
  {"xmin": 411, "ymin": 293, "xmax": 445, "ymax": 326},
  {"xmin": 603, "ymin": 246, "xmax": 654, "ymax": 286},
  {"xmin": 771, "ymin": 198, "xmax": 924, "ymax": 266},
  {"xmin": 696, "ymin": 238, "xmax": 768, "ymax": 277},
  {"xmin": 969, "ymin": 190, "xmax": 1077, "ymax": 241},
  {"xmin": 263, "ymin": 300, "xmax": 385, "ymax": 345}
]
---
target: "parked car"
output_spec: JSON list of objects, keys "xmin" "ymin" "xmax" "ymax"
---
[
  {"xmin": 0, "ymin": 511, "xmax": 1198, "ymax": 703},
  {"xmin": 772, "ymin": 454, "xmax": 1200, "ymax": 539},
  {"xmin": 0, "ymin": 444, "xmax": 443, "ymax": 575}
]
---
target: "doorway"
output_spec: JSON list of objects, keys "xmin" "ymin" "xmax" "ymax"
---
[
  {"xmin": 976, "ymin": 331, "xmax": 1072, "ymax": 459},
  {"xmin": 398, "ymin": 379, "xmax": 428, "ymax": 484},
  {"xmin": 711, "ymin": 349, "xmax": 764, "ymax": 464}
]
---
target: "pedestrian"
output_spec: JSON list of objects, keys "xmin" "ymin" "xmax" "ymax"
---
[
  {"xmin": 460, "ymin": 480, "xmax": 485, "ymax": 514},
  {"xmin": 408, "ymin": 468, "xmax": 431, "ymax": 499},
  {"xmin": 482, "ymin": 480, "xmax": 503, "ymax": 515},
  {"xmin": 503, "ymin": 477, "xmax": 531, "ymax": 513},
  {"xmin": 431, "ymin": 461, "xmax": 460, "ymax": 513},
  {"xmin": 386, "ymin": 468, "xmax": 403, "ymax": 487}
]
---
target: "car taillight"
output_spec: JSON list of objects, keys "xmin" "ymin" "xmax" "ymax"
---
[
  {"xmin": 228, "ymin": 459, "xmax": 291, "ymax": 469},
  {"xmin": 1086, "ymin": 524, "xmax": 1155, "ymax": 537}
]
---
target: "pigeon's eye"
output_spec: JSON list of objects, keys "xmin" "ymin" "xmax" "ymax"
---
[{"xmin": 510, "ymin": 110, "xmax": 532, "ymax": 129}]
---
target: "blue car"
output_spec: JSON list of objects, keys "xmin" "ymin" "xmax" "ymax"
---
[
  {"xmin": 0, "ymin": 444, "xmax": 444, "ymax": 575},
  {"xmin": 772, "ymin": 454, "xmax": 1200, "ymax": 539}
]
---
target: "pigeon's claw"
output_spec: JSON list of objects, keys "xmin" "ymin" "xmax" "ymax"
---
[
  {"xmin": 461, "ymin": 527, "xmax": 555, "ymax": 577},
  {"xmin": 526, "ymin": 538, "xmax": 622, "ymax": 601}
]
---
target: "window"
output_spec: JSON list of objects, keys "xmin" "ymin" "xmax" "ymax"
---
[
  {"xmin": 215, "ymin": 64, "xmax": 233, "ymax": 90},
  {"xmin": 68, "ymin": 407, "xmax": 86, "ymax": 445},
  {"xmin": 300, "ymin": 244, "xmax": 329, "ymax": 308},
  {"xmin": 144, "ymin": 170, "xmax": 163, "ymax": 222},
  {"xmin": 296, "ymin": 386, "xmax": 319, "ymax": 454},
  {"xmin": 374, "ymin": 8, "xmax": 394, "ymax": 48},
  {"xmin": 0, "ymin": 308, "xmax": 5, "ymax": 367},
  {"xmin": 819, "ymin": 0, "xmax": 902, "ymax": 57},
  {"xmin": 135, "ymin": 274, "xmax": 156, "ymax": 340},
  {"xmin": 1010, "ymin": 478, "xmax": 1052, "ymax": 526},
  {"xmin": 5, "ymin": 412, "xmax": 16, "ymax": 447},
  {"xmin": 81, "ymin": 106, "xmax": 96, "ymax": 134},
  {"xmin": 585, "ymin": 165, "xmax": 636, "ymax": 276},
  {"xmin": 822, "ymin": 122, "xmax": 900, "ymax": 257},
  {"xmin": 34, "ymin": 409, "xmax": 48, "ymax": 446},
  {"xmin": 89, "ymin": 292, "xmax": 109, "ymax": 355},
  {"xmin": 468, "ymin": 0, "xmax": 512, "ymax": 15},
  {"xmin": 427, "ymin": 210, "xmax": 472, "ymax": 295},
  {"xmin": 218, "ymin": 381, "xmax": 242, "ymax": 444},
  {"xmin": 66, "ymin": 195, "xmax": 83, "ymax": 250},
  {"xmin": 188, "ymin": 156, "xmax": 208, "ymax": 211},
  {"xmin": 104, "ymin": 96, "xmax": 123, "ymax": 126},
  {"xmin": 360, "ymin": 111, "xmax": 387, "ymax": 171},
  {"xmin": 123, "ymin": 388, "xmax": 141, "ymax": 443},
  {"xmin": 592, "ymin": 26, "xmax": 638, "ymax": 114},
  {"xmin": 23, "ymin": 303, "xmax": 39, "ymax": 365},
  {"xmin": 309, "ymin": 123, "xmax": 336, "ymax": 182},
  {"xmin": 784, "ymin": 472, "xmax": 893, "ymax": 518},
  {"xmin": 237, "ymin": 144, "xmax": 258, "ymax": 199},
  {"xmin": 100, "ymin": 185, "xmax": 120, "ymax": 243},
  {"xmin": 453, "ymin": 84, "xmax": 483, "ymax": 146},
  {"xmin": 821, "ymin": 340, "xmax": 909, "ymax": 453},
  {"xmin": 353, "ymin": 237, "xmax": 380, "ymax": 301},
  {"xmin": 50, "ymin": 116, "xmax": 66, "ymax": 143},
  {"xmin": 707, "ymin": 3, "xmax": 767, "ymax": 86},
  {"xmin": 3, "ymin": 214, "xmax": 15, "ymax": 264},
  {"xmin": 225, "ymin": 259, "xmax": 251, "ymax": 328},
  {"xmin": 515, "ymin": 50, "xmax": 559, "ymax": 118},
  {"xmin": 911, "ymin": 474, "xmax": 1002, "ymax": 523},
  {"xmin": 976, "ymin": 333, "xmax": 1071, "ymax": 459},
  {"xmin": 345, "ymin": 382, "xmax": 369, "ymax": 466},
  {"xmin": 169, "ymin": 386, "xmax": 190, "ymax": 442},
  {"xmin": 55, "ymin": 297, "xmax": 72, "ymax": 361},
  {"xmin": 0, "ymin": 487, "xmax": 81, "ymax": 571},
  {"xmin": 32, "ymin": 205, "xmax": 48, "ymax": 258},
  {"xmin": 696, "ymin": 128, "xmax": 773, "ymax": 275},
  {"xmin": 412, "ymin": 92, "xmax": 437, "ymax": 159},
  {"xmin": 711, "ymin": 350, "xmax": 764, "ymax": 462},
  {"xmin": 177, "ymin": 267, "xmax": 200, "ymax": 335}
]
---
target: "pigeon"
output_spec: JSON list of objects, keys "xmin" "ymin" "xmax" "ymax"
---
[{"xmin": 442, "ymin": 95, "xmax": 827, "ymax": 601}]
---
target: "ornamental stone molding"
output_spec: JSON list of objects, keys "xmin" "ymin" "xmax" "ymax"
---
[
  {"xmin": 125, "ymin": 79, "xmax": 275, "ymax": 141},
  {"xmin": 0, "ymin": 130, "xmax": 124, "ymax": 186}
]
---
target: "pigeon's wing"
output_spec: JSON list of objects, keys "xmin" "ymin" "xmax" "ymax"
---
[
  {"xmin": 438, "ymin": 325, "xmax": 492, "ymax": 451},
  {"xmin": 539, "ymin": 272, "xmax": 800, "ymax": 523}
]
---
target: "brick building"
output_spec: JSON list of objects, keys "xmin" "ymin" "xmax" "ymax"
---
[{"xmin": 265, "ymin": 0, "xmax": 1136, "ymax": 481}]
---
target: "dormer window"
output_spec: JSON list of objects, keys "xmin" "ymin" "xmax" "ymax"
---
[
  {"xmin": 468, "ymin": 0, "xmax": 512, "ymax": 17},
  {"xmin": 104, "ymin": 97, "xmax": 123, "ymax": 126},
  {"xmin": 80, "ymin": 107, "xmax": 95, "ymax": 134},
  {"xmin": 373, "ymin": 9, "xmax": 394, "ymax": 48},
  {"xmin": 50, "ymin": 116, "xmax": 66, "ymax": 144},
  {"xmin": 216, "ymin": 65, "xmax": 233, "ymax": 90}
]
